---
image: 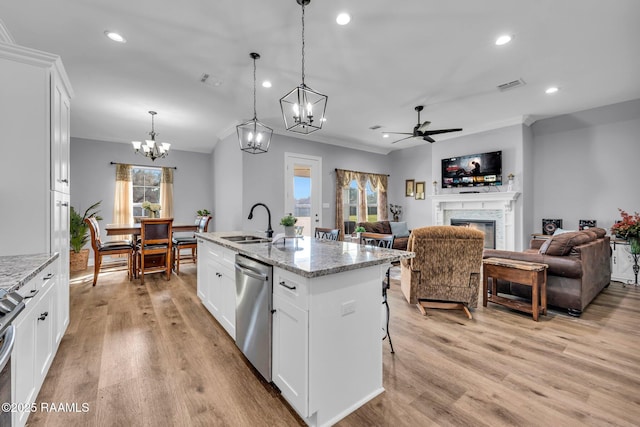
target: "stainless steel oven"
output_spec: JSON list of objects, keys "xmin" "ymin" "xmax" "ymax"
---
[{"xmin": 0, "ymin": 290, "xmax": 26, "ymax": 427}]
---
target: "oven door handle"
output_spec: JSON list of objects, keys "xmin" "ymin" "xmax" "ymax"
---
[{"xmin": 0, "ymin": 325, "xmax": 15, "ymax": 372}]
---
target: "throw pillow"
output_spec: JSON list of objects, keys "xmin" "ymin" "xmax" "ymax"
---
[
  {"xmin": 540, "ymin": 231, "xmax": 593, "ymax": 256},
  {"xmin": 553, "ymin": 228, "xmax": 575, "ymax": 236},
  {"xmin": 390, "ymin": 221, "xmax": 410, "ymax": 237}
]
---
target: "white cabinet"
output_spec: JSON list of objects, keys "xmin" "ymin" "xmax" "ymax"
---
[
  {"xmin": 272, "ymin": 265, "xmax": 385, "ymax": 426},
  {"xmin": 611, "ymin": 241, "xmax": 637, "ymax": 283},
  {"xmin": 51, "ymin": 69, "xmax": 71, "ymax": 194},
  {"xmin": 12, "ymin": 260, "xmax": 60, "ymax": 427},
  {"xmin": 197, "ymin": 240, "xmax": 236, "ymax": 339}
]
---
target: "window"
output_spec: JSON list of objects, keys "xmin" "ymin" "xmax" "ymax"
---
[
  {"xmin": 342, "ymin": 180, "xmax": 378, "ymax": 222},
  {"xmin": 132, "ymin": 166, "xmax": 161, "ymax": 218}
]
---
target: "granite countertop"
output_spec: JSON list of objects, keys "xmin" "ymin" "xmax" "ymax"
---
[
  {"xmin": 0, "ymin": 253, "xmax": 59, "ymax": 292},
  {"xmin": 196, "ymin": 231, "xmax": 415, "ymax": 278}
]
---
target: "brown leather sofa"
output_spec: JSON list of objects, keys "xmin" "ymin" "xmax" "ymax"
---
[
  {"xmin": 483, "ymin": 227, "xmax": 611, "ymax": 317},
  {"xmin": 356, "ymin": 220, "xmax": 409, "ymax": 250}
]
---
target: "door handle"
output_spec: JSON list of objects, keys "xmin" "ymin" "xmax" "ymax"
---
[{"xmin": 278, "ymin": 280, "xmax": 296, "ymax": 290}]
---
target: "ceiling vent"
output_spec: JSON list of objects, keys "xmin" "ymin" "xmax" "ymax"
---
[
  {"xmin": 497, "ymin": 78, "xmax": 526, "ymax": 91},
  {"xmin": 369, "ymin": 125, "xmax": 382, "ymax": 130},
  {"xmin": 200, "ymin": 73, "xmax": 223, "ymax": 87}
]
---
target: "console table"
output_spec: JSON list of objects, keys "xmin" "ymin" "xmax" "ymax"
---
[{"xmin": 482, "ymin": 257, "xmax": 548, "ymax": 321}]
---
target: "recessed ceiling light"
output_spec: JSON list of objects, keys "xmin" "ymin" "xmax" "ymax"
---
[
  {"xmin": 495, "ymin": 34, "xmax": 512, "ymax": 46},
  {"xmin": 545, "ymin": 86, "xmax": 559, "ymax": 94},
  {"xmin": 104, "ymin": 31, "xmax": 126, "ymax": 43},
  {"xmin": 336, "ymin": 12, "xmax": 351, "ymax": 25},
  {"xmin": 262, "ymin": 81, "xmax": 272, "ymax": 88},
  {"xmin": 382, "ymin": 133, "xmax": 389, "ymax": 138}
]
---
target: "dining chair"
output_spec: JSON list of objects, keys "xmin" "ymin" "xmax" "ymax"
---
[
  {"xmin": 314, "ymin": 227, "xmax": 340, "ymax": 241},
  {"xmin": 172, "ymin": 215, "xmax": 211, "ymax": 274},
  {"xmin": 360, "ymin": 232, "xmax": 396, "ymax": 353},
  {"xmin": 136, "ymin": 218, "xmax": 173, "ymax": 284},
  {"xmin": 85, "ymin": 217, "xmax": 135, "ymax": 286}
]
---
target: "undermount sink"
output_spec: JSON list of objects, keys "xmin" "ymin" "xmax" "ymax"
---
[{"xmin": 222, "ymin": 235, "xmax": 271, "ymax": 244}]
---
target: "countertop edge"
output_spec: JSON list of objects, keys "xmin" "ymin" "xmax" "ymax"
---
[
  {"xmin": 196, "ymin": 232, "xmax": 414, "ymax": 279},
  {"xmin": 0, "ymin": 252, "xmax": 59, "ymax": 292}
]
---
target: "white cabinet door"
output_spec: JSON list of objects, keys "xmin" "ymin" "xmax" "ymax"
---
[
  {"xmin": 197, "ymin": 239, "xmax": 207, "ymax": 302},
  {"xmin": 219, "ymin": 264, "xmax": 236, "ymax": 339},
  {"xmin": 51, "ymin": 70, "xmax": 71, "ymax": 194},
  {"xmin": 612, "ymin": 242, "xmax": 636, "ymax": 283},
  {"xmin": 52, "ymin": 192, "xmax": 69, "ymax": 345},
  {"xmin": 34, "ymin": 284, "xmax": 55, "ymax": 389},
  {"xmin": 13, "ymin": 303, "xmax": 37, "ymax": 427},
  {"xmin": 272, "ymin": 293, "xmax": 309, "ymax": 417}
]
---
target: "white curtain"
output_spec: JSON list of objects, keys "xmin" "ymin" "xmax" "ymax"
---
[
  {"xmin": 160, "ymin": 167, "xmax": 174, "ymax": 218},
  {"xmin": 113, "ymin": 163, "xmax": 132, "ymax": 239}
]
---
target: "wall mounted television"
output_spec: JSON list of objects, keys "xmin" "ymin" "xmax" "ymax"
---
[{"xmin": 441, "ymin": 150, "xmax": 502, "ymax": 188}]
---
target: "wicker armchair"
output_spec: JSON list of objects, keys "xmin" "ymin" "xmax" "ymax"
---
[{"xmin": 400, "ymin": 226, "xmax": 484, "ymax": 318}]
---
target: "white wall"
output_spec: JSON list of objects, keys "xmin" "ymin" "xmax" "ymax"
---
[
  {"xmin": 531, "ymin": 98, "xmax": 640, "ymax": 233},
  {"xmin": 70, "ymin": 137, "xmax": 213, "ymax": 260},
  {"xmin": 238, "ymin": 132, "xmax": 390, "ymax": 235},
  {"xmin": 389, "ymin": 124, "xmax": 526, "ymax": 246}
]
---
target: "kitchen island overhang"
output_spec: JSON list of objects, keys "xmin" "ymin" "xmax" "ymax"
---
[{"xmin": 196, "ymin": 231, "xmax": 414, "ymax": 427}]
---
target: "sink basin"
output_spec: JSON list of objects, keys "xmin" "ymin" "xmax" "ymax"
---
[{"xmin": 222, "ymin": 235, "xmax": 271, "ymax": 244}]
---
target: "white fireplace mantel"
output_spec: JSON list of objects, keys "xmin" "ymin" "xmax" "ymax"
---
[{"xmin": 430, "ymin": 191, "xmax": 521, "ymax": 250}]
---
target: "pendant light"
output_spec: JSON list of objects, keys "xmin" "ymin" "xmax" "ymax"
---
[
  {"xmin": 280, "ymin": 0, "xmax": 327, "ymax": 134},
  {"xmin": 131, "ymin": 111, "xmax": 170, "ymax": 161},
  {"xmin": 237, "ymin": 52, "xmax": 273, "ymax": 154}
]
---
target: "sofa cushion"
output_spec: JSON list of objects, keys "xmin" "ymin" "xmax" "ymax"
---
[
  {"xmin": 358, "ymin": 221, "xmax": 391, "ymax": 234},
  {"xmin": 539, "ymin": 231, "xmax": 594, "ymax": 256},
  {"xmin": 390, "ymin": 221, "xmax": 410, "ymax": 237},
  {"xmin": 589, "ymin": 227, "xmax": 607, "ymax": 238}
]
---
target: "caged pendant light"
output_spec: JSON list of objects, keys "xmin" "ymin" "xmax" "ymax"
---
[
  {"xmin": 279, "ymin": 0, "xmax": 327, "ymax": 134},
  {"xmin": 237, "ymin": 52, "xmax": 273, "ymax": 154},
  {"xmin": 131, "ymin": 111, "xmax": 171, "ymax": 161}
]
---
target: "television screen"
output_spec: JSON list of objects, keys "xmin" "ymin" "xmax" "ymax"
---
[{"xmin": 441, "ymin": 151, "xmax": 502, "ymax": 188}]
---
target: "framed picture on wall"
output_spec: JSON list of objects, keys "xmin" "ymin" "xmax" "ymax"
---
[
  {"xmin": 579, "ymin": 219, "xmax": 597, "ymax": 230},
  {"xmin": 542, "ymin": 218, "xmax": 563, "ymax": 235},
  {"xmin": 415, "ymin": 181, "xmax": 425, "ymax": 200},
  {"xmin": 405, "ymin": 179, "xmax": 415, "ymax": 197}
]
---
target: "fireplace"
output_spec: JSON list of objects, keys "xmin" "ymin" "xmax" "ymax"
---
[
  {"xmin": 431, "ymin": 192, "xmax": 520, "ymax": 251},
  {"xmin": 451, "ymin": 219, "xmax": 496, "ymax": 249}
]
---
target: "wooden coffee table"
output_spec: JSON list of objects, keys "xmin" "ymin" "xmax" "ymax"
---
[{"xmin": 482, "ymin": 257, "xmax": 548, "ymax": 321}]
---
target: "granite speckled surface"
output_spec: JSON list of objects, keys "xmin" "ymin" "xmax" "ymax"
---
[
  {"xmin": 0, "ymin": 253, "xmax": 59, "ymax": 292},
  {"xmin": 196, "ymin": 231, "xmax": 415, "ymax": 278}
]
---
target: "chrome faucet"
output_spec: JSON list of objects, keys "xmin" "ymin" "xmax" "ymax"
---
[{"xmin": 248, "ymin": 203, "xmax": 273, "ymax": 238}]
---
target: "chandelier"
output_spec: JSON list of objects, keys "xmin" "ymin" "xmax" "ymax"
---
[
  {"xmin": 279, "ymin": 0, "xmax": 327, "ymax": 134},
  {"xmin": 237, "ymin": 52, "xmax": 273, "ymax": 154},
  {"xmin": 131, "ymin": 111, "xmax": 171, "ymax": 161}
]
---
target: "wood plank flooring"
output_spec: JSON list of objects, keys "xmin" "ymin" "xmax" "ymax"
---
[{"xmin": 29, "ymin": 266, "xmax": 640, "ymax": 426}]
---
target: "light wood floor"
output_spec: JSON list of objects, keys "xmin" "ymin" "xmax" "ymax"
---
[{"xmin": 29, "ymin": 265, "xmax": 640, "ymax": 426}]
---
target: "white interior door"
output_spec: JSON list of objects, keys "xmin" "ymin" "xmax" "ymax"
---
[{"xmin": 285, "ymin": 153, "xmax": 322, "ymax": 237}]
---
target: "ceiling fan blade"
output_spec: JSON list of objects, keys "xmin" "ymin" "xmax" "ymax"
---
[
  {"xmin": 423, "ymin": 128, "xmax": 463, "ymax": 136},
  {"xmin": 417, "ymin": 121, "xmax": 431, "ymax": 132},
  {"xmin": 385, "ymin": 132, "xmax": 413, "ymax": 135},
  {"xmin": 390, "ymin": 135, "xmax": 415, "ymax": 144},
  {"xmin": 423, "ymin": 135, "xmax": 436, "ymax": 143}
]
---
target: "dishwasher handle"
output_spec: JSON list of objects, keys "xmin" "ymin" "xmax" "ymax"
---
[{"xmin": 235, "ymin": 262, "xmax": 269, "ymax": 281}]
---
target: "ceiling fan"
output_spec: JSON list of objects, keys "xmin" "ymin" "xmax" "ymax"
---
[{"xmin": 388, "ymin": 106, "xmax": 462, "ymax": 144}]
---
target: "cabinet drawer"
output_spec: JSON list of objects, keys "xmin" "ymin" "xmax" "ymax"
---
[{"xmin": 273, "ymin": 268, "xmax": 309, "ymax": 310}]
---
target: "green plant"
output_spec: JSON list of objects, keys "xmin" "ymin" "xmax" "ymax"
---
[
  {"xmin": 197, "ymin": 209, "xmax": 211, "ymax": 216},
  {"xmin": 70, "ymin": 201, "xmax": 103, "ymax": 253},
  {"xmin": 355, "ymin": 226, "xmax": 366, "ymax": 233},
  {"xmin": 280, "ymin": 213, "xmax": 297, "ymax": 227}
]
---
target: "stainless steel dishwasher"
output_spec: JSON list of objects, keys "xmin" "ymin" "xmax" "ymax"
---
[{"xmin": 234, "ymin": 254, "xmax": 273, "ymax": 382}]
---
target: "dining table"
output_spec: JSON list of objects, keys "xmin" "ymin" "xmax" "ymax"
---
[{"xmin": 104, "ymin": 223, "xmax": 199, "ymax": 236}]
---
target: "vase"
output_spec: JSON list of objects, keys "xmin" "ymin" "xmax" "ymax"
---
[
  {"xmin": 284, "ymin": 226, "xmax": 295, "ymax": 237},
  {"xmin": 629, "ymin": 237, "xmax": 640, "ymax": 254}
]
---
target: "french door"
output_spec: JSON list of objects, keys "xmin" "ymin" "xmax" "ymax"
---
[{"xmin": 284, "ymin": 153, "xmax": 322, "ymax": 238}]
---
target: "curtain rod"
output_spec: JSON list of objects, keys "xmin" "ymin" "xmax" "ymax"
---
[
  {"xmin": 110, "ymin": 161, "xmax": 177, "ymax": 170},
  {"xmin": 335, "ymin": 168, "xmax": 389, "ymax": 177}
]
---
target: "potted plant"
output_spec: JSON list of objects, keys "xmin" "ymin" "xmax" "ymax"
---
[
  {"xmin": 354, "ymin": 226, "xmax": 366, "ymax": 241},
  {"xmin": 280, "ymin": 213, "xmax": 297, "ymax": 237},
  {"xmin": 69, "ymin": 201, "xmax": 102, "ymax": 272},
  {"xmin": 197, "ymin": 209, "xmax": 211, "ymax": 219}
]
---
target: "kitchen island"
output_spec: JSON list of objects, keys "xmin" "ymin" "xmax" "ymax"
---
[{"xmin": 196, "ymin": 232, "xmax": 413, "ymax": 427}]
